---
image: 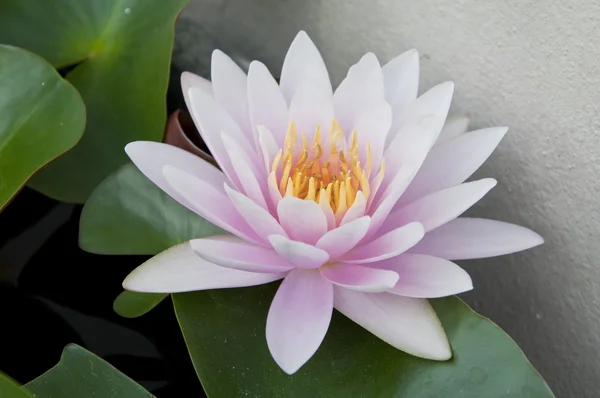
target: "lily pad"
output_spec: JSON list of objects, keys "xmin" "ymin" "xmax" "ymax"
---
[
  {"xmin": 0, "ymin": 0, "xmax": 189, "ymax": 202},
  {"xmin": 79, "ymin": 163, "xmax": 222, "ymax": 255},
  {"xmin": 0, "ymin": 45, "xmax": 85, "ymax": 210},
  {"xmin": 173, "ymin": 285, "xmax": 555, "ymax": 398},
  {"xmin": 114, "ymin": 290, "xmax": 169, "ymax": 318},
  {"xmin": 0, "ymin": 372, "xmax": 32, "ymax": 398},
  {"xmin": 24, "ymin": 344, "xmax": 154, "ymax": 397}
]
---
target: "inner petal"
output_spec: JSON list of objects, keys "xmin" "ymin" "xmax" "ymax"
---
[{"xmin": 270, "ymin": 119, "xmax": 385, "ymax": 227}]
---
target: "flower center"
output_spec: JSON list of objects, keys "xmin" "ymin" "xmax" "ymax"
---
[{"xmin": 270, "ymin": 119, "xmax": 385, "ymax": 216}]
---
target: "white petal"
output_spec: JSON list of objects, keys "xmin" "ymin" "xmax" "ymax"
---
[
  {"xmin": 334, "ymin": 53, "xmax": 385, "ymax": 133},
  {"xmin": 222, "ymin": 133, "xmax": 268, "ymax": 209},
  {"xmin": 266, "ymin": 269, "xmax": 333, "ymax": 374},
  {"xmin": 269, "ymin": 235, "xmax": 329, "ymax": 269},
  {"xmin": 280, "ymin": 31, "xmax": 332, "ymax": 103},
  {"xmin": 224, "ymin": 184, "xmax": 286, "ymax": 240},
  {"xmin": 381, "ymin": 49, "xmax": 419, "ymax": 109},
  {"xmin": 316, "ymin": 216, "xmax": 371, "ymax": 259},
  {"xmin": 352, "ymin": 102, "xmax": 392, "ymax": 169},
  {"xmin": 410, "ymin": 218, "xmax": 544, "ymax": 260},
  {"xmin": 268, "ymin": 171, "xmax": 283, "ymax": 208},
  {"xmin": 320, "ymin": 263, "xmax": 399, "ymax": 292},
  {"xmin": 398, "ymin": 126, "xmax": 508, "ymax": 207},
  {"xmin": 258, "ymin": 125, "xmax": 280, "ymax": 173},
  {"xmin": 123, "ymin": 242, "xmax": 283, "ymax": 293},
  {"xmin": 288, "ymin": 80, "xmax": 334, "ymax": 140},
  {"xmin": 125, "ymin": 141, "xmax": 223, "ymax": 211},
  {"xmin": 277, "ymin": 197, "xmax": 327, "ymax": 244},
  {"xmin": 318, "ymin": 189, "xmax": 336, "ymax": 230},
  {"xmin": 435, "ymin": 114, "xmax": 470, "ymax": 146},
  {"xmin": 386, "ymin": 81, "xmax": 454, "ymax": 149},
  {"xmin": 162, "ymin": 165, "xmax": 261, "ymax": 244},
  {"xmin": 248, "ymin": 61, "xmax": 289, "ymax": 146},
  {"xmin": 380, "ymin": 178, "xmax": 497, "ymax": 236},
  {"xmin": 343, "ymin": 222, "xmax": 424, "ymax": 264},
  {"xmin": 340, "ymin": 191, "xmax": 367, "ymax": 226},
  {"xmin": 211, "ymin": 50, "xmax": 251, "ymax": 133},
  {"xmin": 334, "ymin": 288, "xmax": 451, "ymax": 360},
  {"xmin": 181, "ymin": 71, "xmax": 213, "ymax": 98},
  {"xmin": 380, "ymin": 253, "xmax": 473, "ymax": 298},
  {"xmin": 190, "ymin": 235, "xmax": 294, "ymax": 273}
]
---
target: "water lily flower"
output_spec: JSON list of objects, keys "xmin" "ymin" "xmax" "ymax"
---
[{"xmin": 123, "ymin": 31, "xmax": 543, "ymax": 374}]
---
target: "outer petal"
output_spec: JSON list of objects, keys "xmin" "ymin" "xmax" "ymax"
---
[
  {"xmin": 409, "ymin": 218, "xmax": 544, "ymax": 260},
  {"xmin": 278, "ymin": 197, "xmax": 328, "ymax": 244},
  {"xmin": 122, "ymin": 242, "xmax": 283, "ymax": 293},
  {"xmin": 248, "ymin": 61, "xmax": 289, "ymax": 146},
  {"xmin": 386, "ymin": 81, "xmax": 454, "ymax": 149},
  {"xmin": 211, "ymin": 50, "xmax": 251, "ymax": 133},
  {"xmin": 190, "ymin": 235, "xmax": 294, "ymax": 273},
  {"xmin": 316, "ymin": 216, "xmax": 371, "ymax": 259},
  {"xmin": 435, "ymin": 114, "xmax": 470, "ymax": 146},
  {"xmin": 381, "ymin": 49, "xmax": 419, "ymax": 109},
  {"xmin": 280, "ymin": 31, "xmax": 332, "ymax": 104},
  {"xmin": 398, "ymin": 126, "xmax": 508, "ymax": 207},
  {"xmin": 334, "ymin": 53, "xmax": 385, "ymax": 133},
  {"xmin": 375, "ymin": 253, "xmax": 473, "ymax": 298},
  {"xmin": 125, "ymin": 141, "xmax": 223, "ymax": 210},
  {"xmin": 343, "ymin": 222, "xmax": 424, "ymax": 264},
  {"xmin": 269, "ymin": 235, "xmax": 329, "ymax": 269},
  {"xmin": 162, "ymin": 165, "xmax": 262, "ymax": 244},
  {"xmin": 288, "ymin": 80, "xmax": 334, "ymax": 140},
  {"xmin": 333, "ymin": 288, "xmax": 451, "ymax": 360},
  {"xmin": 379, "ymin": 178, "xmax": 497, "ymax": 236},
  {"xmin": 266, "ymin": 269, "xmax": 333, "ymax": 374},
  {"xmin": 181, "ymin": 71, "xmax": 213, "ymax": 97},
  {"xmin": 320, "ymin": 263, "xmax": 399, "ymax": 292},
  {"xmin": 225, "ymin": 184, "xmax": 287, "ymax": 241}
]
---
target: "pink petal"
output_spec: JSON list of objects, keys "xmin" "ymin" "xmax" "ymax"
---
[
  {"xmin": 122, "ymin": 242, "xmax": 283, "ymax": 293},
  {"xmin": 211, "ymin": 50, "xmax": 251, "ymax": 134},
  {"xmin": 386, "ymin": 81, "xmax": 454, "ymax": 149},
  {"xmin": 410, "ymin": 218, "xmax": 544, "ymax": 260},
  {"xmin": 279, "ymin": 31, "xmax": 332, "ymax": 104},
  {"xmin": 381, "ymin": 49, "xmax": 419, "ymax": 109},
  {"xmin": 181, "ymin": 72, "xmax": 213, "ymax": 97},
  {"xmin": 318, "ymin": 189, "xmax": 336, "ymax": 230},
  {"xmin": 435, "ymin": 114, "xmax": 470, "ymax": 146},
  {"xmin": 190, "ymin": 235, "xmax": 294, "ymax": 273},
  {"xmin": 222, "ymin": 133, "xmax": 268, "ymax": 209},
  {"xmin": 277, "ymin": 197, "xmax": 327, "ymax": 244},
  {"xmin": 333, "ymin": 288, "xmax": 451, "ymax": 360},
  {"xmin": 125, "ymin": 141, "xmax": 223, "ymax": 210},
  {"xmin": 375, "ymin": 253, "xmax": 473, "ymax": 298},
  {"xmin": 269, "ymin": 235, "xmax": 329, "ymax": 269},
  {"xmin": 334, "ymin": 53, "xmax": 385, "ymax": 133},
  {"xmin": 340, "ymin": 191, "xmax": 366, "ymax": 225},
  {"xmin": 288, "ymin": 80, "xmax": 334, "ymax": 140},
  {"xmin": 258, "ymin": 125, "xmax": 280, "ymax": 173},
  {"xmin": 316, "ymin": 216, "xmax": 371, "ymax": 259},
  {"xmin": 352, "ymin": 102, "xmax": 392, "ymax": 169},
  {"xmin": 380, "ymin": 178, "xmax": 497, "ymax": 236},
  {"xmin": 320, "ymin": 263, "xmax": 399, "ymax": 292},
  {"xmin": 248, "ymin": 61, "xmax": 289, "ymax": 146},
  {"xmin": 398, "ymin": 126, "xmax": 507, "ymax": 207},
  {"xmin": 266, "ymin": 269, "xmax": 333, "ymax": 374},
  {"xmin": 342, "ymin": 222, "xmax": 424, "ymax": 264},
  {"xmin": 186, "ymin": 88, "xmax": 255, "ymax": 189},
  {"xmin": 268, "ymin": 172, "xmax": 283, "ymax": 208},
  {"xmin": 224, "ymin": 184, "xmax": 286, "ymax": 241},
  {"xmin": 162, "ymin": 166, "xmax": 262, "ymax": 244}
]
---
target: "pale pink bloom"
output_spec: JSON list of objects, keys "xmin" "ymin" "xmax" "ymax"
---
[{"xmin": 123, "ymin": 31, "xmax": 543, "ymax": 374}]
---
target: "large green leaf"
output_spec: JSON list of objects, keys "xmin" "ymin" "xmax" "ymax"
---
[
  {"xmin": 0, "ymin": 45, "xmax": 85, "ymax": 210},
  {"xmin": 173, "ymin": 285, "xmax": 554, "ymax": 398},
  {"xmin": 79, "ymin": 163, "xmax": 222, "ymax": 254},
  {"xmin": 24, "ymin": 344, "xmax": 154, "ymax": 397},
  {"xmin": 0, "ymin": 0, "xmax": 189, "ymax": 202},
  {"xmin": 0, "ymin": 372, "xmax": 32, "ymax": 398},
  {"xmin": 113, "ymin": 290, "xmax": 168, "ymax": 318}
]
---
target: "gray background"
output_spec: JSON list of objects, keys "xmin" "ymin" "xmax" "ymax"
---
[{"xmin": 173, "ymin": 1, "xmax": 600, "ymax": 397}]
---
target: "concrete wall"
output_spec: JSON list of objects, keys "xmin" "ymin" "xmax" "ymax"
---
[{"xmin": 176, "ymin": 1, "xmax": 600, "ymax": 396}]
